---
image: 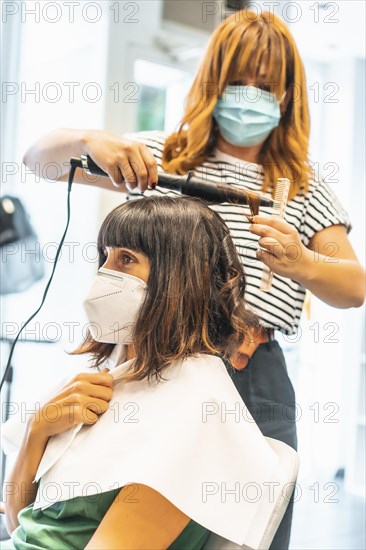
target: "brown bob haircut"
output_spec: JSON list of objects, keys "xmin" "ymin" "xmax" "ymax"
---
[{"xmin": 73, "ymin": 196, "xmax": 259, "ymax": 383}]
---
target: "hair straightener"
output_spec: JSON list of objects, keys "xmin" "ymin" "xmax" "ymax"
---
[{"xmin": 71, "ymin": 155, "xmax": 274, "ymax": 211}]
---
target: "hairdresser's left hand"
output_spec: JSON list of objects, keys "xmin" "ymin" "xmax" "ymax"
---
[{"xmin": 249, "ymin": 215, "xmax": 311, "ymax": 281}]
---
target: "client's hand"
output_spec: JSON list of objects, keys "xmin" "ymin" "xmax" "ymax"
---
[{"xmin": 28, "ymin": 368, "xmax": 113, "ymax": 439}]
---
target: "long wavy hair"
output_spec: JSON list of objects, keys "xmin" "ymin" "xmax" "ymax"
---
[
  {"xmin": 72, "ymin": 196, "xmax": 260, "ymax": 383},
  {"xmin": 162, "ymin": 10, "xmax": 312, "ymax": 200}
]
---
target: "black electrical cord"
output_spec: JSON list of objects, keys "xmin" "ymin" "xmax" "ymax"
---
[{"xmin": 0, "ymin": 166, "xmax": 76, "ymax": 392}]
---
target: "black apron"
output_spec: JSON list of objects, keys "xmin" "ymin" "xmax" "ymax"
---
[{"xmin": 227, "ymin": 339, "xmax": 297, "ymax": 550}]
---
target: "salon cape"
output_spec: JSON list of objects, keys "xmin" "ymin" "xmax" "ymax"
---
[{"xmin": 23, "ymin": 347, "xmax": 294, "ymax": 547}]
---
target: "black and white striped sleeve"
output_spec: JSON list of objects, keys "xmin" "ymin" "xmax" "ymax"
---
[{"xmin": 300, "ymin": 178, "xmax": 352, "ymax": 247}]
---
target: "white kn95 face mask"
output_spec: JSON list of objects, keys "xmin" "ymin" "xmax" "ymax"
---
[{"xmin": 83, "ymin": 267, "xmax": 147, "ymax": 344}]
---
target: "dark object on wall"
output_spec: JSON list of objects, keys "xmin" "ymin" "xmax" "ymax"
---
[
  {"xmin": 225, "ymin": 0, "xmax": 250, "ymax": 10},
  {"xmin": 0, "ymin": 196, "xmax": 44, "ymax": 294},
  {"xmin": 162, "ymin": 0, "xmax": 251, "ymax": 34}
]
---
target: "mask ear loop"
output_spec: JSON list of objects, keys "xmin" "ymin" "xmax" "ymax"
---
[{"xmin": 279, "ymin": 90, "xmax": 288, "ymax": 117}]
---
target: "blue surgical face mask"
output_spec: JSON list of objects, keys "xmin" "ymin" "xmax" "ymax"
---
[{"xmin": 213, "ymin": 85, "xmax": 281, "ymax": 147}]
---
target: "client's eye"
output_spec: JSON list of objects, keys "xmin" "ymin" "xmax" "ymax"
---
[{"xmin": 122, "ymin": 254, "xmax": 134, "ymax": 265}]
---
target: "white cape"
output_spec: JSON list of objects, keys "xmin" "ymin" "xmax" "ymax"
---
[{"xmin": 5, "ymin": 348, "xmax": 299, "ymax": 548}]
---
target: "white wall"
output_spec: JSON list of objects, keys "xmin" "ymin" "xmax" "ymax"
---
[{"xmin": 1, "ymin": 2, "xmax": 111, "ymax": 436}]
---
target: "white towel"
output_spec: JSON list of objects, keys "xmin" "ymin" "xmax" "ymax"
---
[{"xmin": 2, "ymin": 348, "xmax": 298, "ymax": 548}]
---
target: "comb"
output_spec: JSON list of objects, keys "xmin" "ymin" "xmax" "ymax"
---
[{"xmin": 259, "ymin": 178, "xmax": 291, "ymax": 292}]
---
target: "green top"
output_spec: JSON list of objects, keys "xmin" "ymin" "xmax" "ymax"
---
[{"xmin": 4, "ymin": 488, "xmax": 211, "ymax": 549}]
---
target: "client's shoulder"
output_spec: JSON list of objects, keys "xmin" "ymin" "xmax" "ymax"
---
[
  {"xmin": 171, "ymin": 353, "xmax": 232, "ymax": 389},
  {"xmin": 182, "ymin": 353, "xmax": 226, "ymax": 368}
]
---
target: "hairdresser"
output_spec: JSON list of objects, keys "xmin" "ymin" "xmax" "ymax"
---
[{"xmin": 23, "ymin": 10, "xmax": 365, "ymax": 550}]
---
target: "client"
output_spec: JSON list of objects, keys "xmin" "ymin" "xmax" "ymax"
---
[{"xmin": 3, "ymin": 196, "xmax": 289, "ymax": 549}]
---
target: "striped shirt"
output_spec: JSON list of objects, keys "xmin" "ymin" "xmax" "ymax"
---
[{"xmin": 125, "ymin": 130, "xmax": 352, "ymax": 335}]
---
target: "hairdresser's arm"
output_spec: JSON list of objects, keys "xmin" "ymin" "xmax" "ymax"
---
[
  {"xmin": 22, "ymin": 128, "xmax": 158, "ymax": 193},
  {"xmin": 250, "ymin": 218, "xmax": 365, "ymax": 308},
  {"xmin": 85, "ymin": 483, "xmax": 190, "ymax": 550},
  {"xmin": 300, "ymin": 225, "xmax": 365, "ymax": 307},
  {"xmin": 3, "ymin": 369, "xmax": 113, "ymax": 533}
]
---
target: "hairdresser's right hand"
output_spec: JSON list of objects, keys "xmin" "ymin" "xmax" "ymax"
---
[
  {"xmin": 28, "ymin": 368, "xmax": 113, "ymax": 439},
  {"xmin": 83, "ymin": 129, "xmax": 159, "ymax": 192}
]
